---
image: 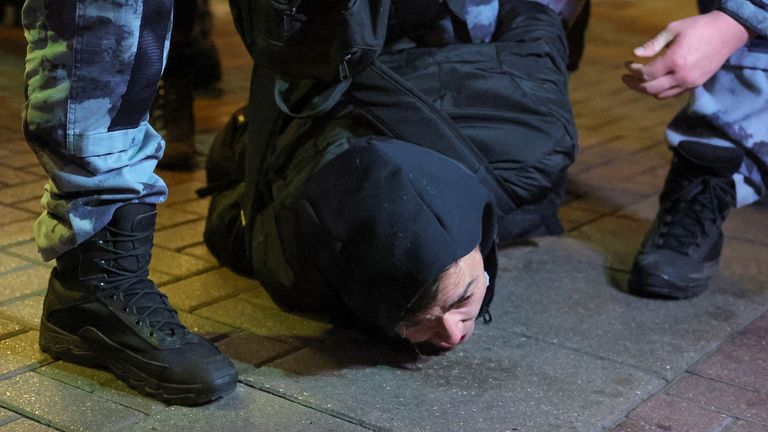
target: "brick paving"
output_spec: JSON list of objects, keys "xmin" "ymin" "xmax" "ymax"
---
[{"xmin": 0, "ymin": 1, "xmax": 766, "ymax": 431}]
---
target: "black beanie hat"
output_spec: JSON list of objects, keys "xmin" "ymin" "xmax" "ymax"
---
[{"xmin": 292, "ymin": 138, "xmax": 497, "ymax": 334}]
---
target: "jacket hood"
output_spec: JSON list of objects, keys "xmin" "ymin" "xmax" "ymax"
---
[{"xmin": 293, "ymin": 138, "xmax": 497, "ymax": 335}]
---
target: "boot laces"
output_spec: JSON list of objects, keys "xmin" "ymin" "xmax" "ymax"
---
[
  {"xmin": 86, "ymin": 226, "xmax": 188, "ymax": 338},
  {"xmin": 656, "ymin": 177, "xmax": 732, "ymax": 255}
]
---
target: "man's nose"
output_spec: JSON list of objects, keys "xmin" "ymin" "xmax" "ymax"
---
[{"xmin": 437, "ymin": 316, "xmax": 465, "ymax": 346}]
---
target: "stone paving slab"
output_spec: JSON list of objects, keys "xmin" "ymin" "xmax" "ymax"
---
[
  {"xmin": 726, "ymin": 421, "xmax": 768, "ymax": 432},
  {"xmin": 0, "ymin": 372, "xmax": 146, "ymax": 432},
  {"xmin": 161, "ymin": 268, "xmax": 257, "ymax": 312},
  {"xmin": 0, "ymin": 418, "xmax": 57, "ymax": 432},
  {"xmin": 494, "ymin": 237, "xmax": 767, "ymax": 380},
  {"xmin": 121, "ymin": 385, "xmax": 369, "ymax": 432},
  {"xmin": 0, "ymin": 252, "xmax": 27, "ymax": 274},
  {"xmin": 241, "ymin": 328, "xmax": 665, "ymax": 432},
  {"xmin": 0, "ymin": 406, "xmax": 20, "ymax": 427},
  {"xmin": 195, "ymin": 295, "xmax": 331, "ymax": 346},
  {"xmin": 627, "ymin": 395, "xmax": 730, "ymax": 432},
  {"xmin": 690, "ymin": 334, "xmax": 768, "ymax": 393},
  {"xmin": 0, "ymin": 331, "xmax": 51, "ymax": 378},
  {"xmin": 666, "ymin": 373, "xmax": 768, "ymax": 426},
  {"xmin": 0, "ymin": 295, "xmax": 42, "ymax": 329},
  {"xmin": 0, "ymin": 220, "xmax": 35, "ymax": 247},
  {"xmin": 36, "ymin": 362, "xmax": 166, "ymax": 416},
  {"xmin": 0, "ymin": 267, "xmax": 49, "ymax": 302}
]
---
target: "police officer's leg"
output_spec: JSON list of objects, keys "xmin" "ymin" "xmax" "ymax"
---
[
  {"xmin": 22, "ymin": 0, "xmax": 236, "ymax": 404},
  {"xmin": 629, "ymin": 50, "xmax": 768, "ymax": 299}
]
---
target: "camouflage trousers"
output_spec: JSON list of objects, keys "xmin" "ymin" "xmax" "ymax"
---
[
  {"xmin": 666, "ymin": 39, "xmax": 768, "ymax": 208},
  {"xmin": 22, "ymin": 0, "xmax": 172, "ymax": 260}
]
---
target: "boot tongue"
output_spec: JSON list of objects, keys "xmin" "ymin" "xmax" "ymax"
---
[
  {"xmin": 675, "ymin": 141, "xmax": 744, "ymax": 178},
  {"xmin": 108, "ymin": 204, "xmax": 157, "ymax": 273}
]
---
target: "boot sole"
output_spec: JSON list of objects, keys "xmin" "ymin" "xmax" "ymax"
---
[
  {"xmin": 39, "ymin": 320, "xmax": 237, "ymax": 406},
  {"xmin": 627, "ymin": 265, "xmax": 711, "ymax": 300}
]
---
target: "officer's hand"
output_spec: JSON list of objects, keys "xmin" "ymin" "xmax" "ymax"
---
[{"xmin": 621, "ymin": 11, "xmax": 751, "ymax": 99}]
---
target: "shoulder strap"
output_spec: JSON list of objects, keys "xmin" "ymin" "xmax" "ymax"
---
[{"xmin": 348, "ymin": 60, "xmax": 518, "ymax": 214}]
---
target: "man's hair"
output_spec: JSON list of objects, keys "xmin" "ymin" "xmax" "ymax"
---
[{"xmin": 399, "ymin": 262, "xmax": 457, "ymax": 324}]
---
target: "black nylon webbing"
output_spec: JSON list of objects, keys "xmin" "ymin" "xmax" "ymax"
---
[{"xmin": 109, "ymin": 0, "xmax": 172, "ymax": 131}]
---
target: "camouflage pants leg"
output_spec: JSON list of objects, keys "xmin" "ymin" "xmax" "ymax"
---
[
  {"xmin": 22, "ymin": 0, "xmax": 173, "ymax": 260},
  {"xmin": 666, "ymin": 41, "xmax": 768, "ymax": 208}
]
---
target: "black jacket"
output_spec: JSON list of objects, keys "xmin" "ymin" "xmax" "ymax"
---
[{"xmin": 207, "ymin": 0, "xmax": 576, "ymax": 336}]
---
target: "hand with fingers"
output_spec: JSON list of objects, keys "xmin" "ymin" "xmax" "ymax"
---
[{"xmin": 621, "ymin": 10, "xmax": 752, "ymax": 99}]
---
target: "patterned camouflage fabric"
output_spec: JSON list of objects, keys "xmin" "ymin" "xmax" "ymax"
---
[
  {"xmin": 22, "ymin": 0, "xmax": 172, "ymax": 260},
  {"xmin": 462, "ymin": 0, "xmax": 499, "ymax": 42},
  {"xmin": 666, "ymin": 0, "xmax": 768, "ymax": 207}
]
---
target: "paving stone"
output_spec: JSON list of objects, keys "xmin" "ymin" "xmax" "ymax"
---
[
  {"xmin": 567, "ymin": 215, "xmax": 648, "ymax": 271},
  {"xmin": 742, "ymin": 313, "xmax": 768, "ymax": 340},
  {"xmin": 157, "ymin": 169, "xmax": 206, "ymax": 187},
  {"xmin": 493, "ymin": 237, "xmax": 766, "ymax": 379},
  {"xmin": 149, "ymin": 247, "xmax": 214, "ymax": 277},
  {"xmin": 0, "ymin": 252, "xmax": 27, "ymax": 274},
  {"xmin": 0, "ymin": 372, "xmax": 146, "ymax": 431},
  {"xmin": 242, "ymin": 329, "xmax": 664, "ymax": 432},
  {"xmin": 0, "ymin": 295, "xmax": 43, "ymax": 329},
  {"xmin": 0, "ymin": 181, "xmax": 46, "ymax": 205},
  {"xmin": 0, "ymin": 331, "xmax": 51, "ymax": 378},
  {"xmin": 36, "ymin": 362, "xmax": 165, "ymax": 416},
  {"xmin": 0, "ymin": 315, "xmax": 23, "ymax": 340},
  {"xmin": 724, "ymin": 204, "xmax": 768, "ymax": 245},
  {"xmin": 0, "ymin": 151, "xmax": 39, "ymax": 169},
  {"xmin": 628, "ymin": 395, "xmax": 729, "ymax": 432},
  {"xmin": 195, "ymin": 296, "xmax": 331, "ymax": 345},
  {"xmin": 691, "ymin": 334, "xmax": 768, "ymax": 393},
  {"xmin": 148, "ymin": 268, "xmax": 175, "ymax": 286},
  {"xmin": 0, "ymin": 267, "xmax": 49, "ymax": 302},
  {"xmin": 0, "ymin": 418, "xmax": 57, "ymax": 432},
  {"xmin": 161, "ymin": 268, "xmax": 257, "ymax": 312},
  {"xmin": 0, "ymin": 204, "xmax": 34, "ymax": 225},
  {"xmin": 571, "ymin": 150, "xmax": 668, "ymax": 196},
  {"xmin": 725, "ymin": 421, "xmax": 768, "ymax": 432},
  {"xmin": 714, "ymin": 239, "xmax": 768, "ymax": 304},
  {"xmin": 170, "ymin": 197, "xmax": 210, "ymax": 216},
  {"xmin": 0, "ymin": 166, "xmax": 38, "ymax": 186},
  {"xmin": 177, "ymin": 310, "xmax": 235, "ymax": 339},
  {"xmin": 121, "ymin": 384, "xmax": 367, "ymax": 432},
  {"xmin": 178, "ymin": 243, "xmax": 218, "ymax": 262},
  {"xmin": 0, "ymin": 407, "xmax": 21, "ymax": 428},
  {"xmin": 13, "ymin": 198, "xmax": 43, "ymax": 215},
  {"xmin": 565, "ymin": 186, "xmax": 648, "ymax": 218},
  {"xmin": 610, "ymin": 419, "xmax": 672, "ymax": 432},
  {"xmin": 6, "ymin": 241, "xmax": 51, "ymax": 266},
  {"xmin": 0, "ymin": 220, "xmax": 35, "ymax": 246},
  {"xmin": 558, "ymin": 203, "xmax": 605, "ymax": 232},
  {"xmin": 155, "ymin": 205, "xmax": 199, "ymax": 229},
  {"xmin": 666, "ymin": 374, "xmax": 768, "ymax": 425},
  {"xmin": 154, "ymin": 220, "xmax": 206, "ymax": 250},
  {"xmin": 216, "ymin": 332, "xmax": 296, "ymax": 366},
  {"xmin": 163, "ymin": 181, "xmax": 207, "ymax": 205}
]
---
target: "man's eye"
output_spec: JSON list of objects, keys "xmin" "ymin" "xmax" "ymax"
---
[{"xmin": 454, "ymin": 293, "xmax": 473, "ymax": 308}]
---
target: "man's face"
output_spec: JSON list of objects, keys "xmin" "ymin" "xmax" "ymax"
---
[{"xmin": 396, "ymin": 247, "xmax": 488, "ymax": 349}]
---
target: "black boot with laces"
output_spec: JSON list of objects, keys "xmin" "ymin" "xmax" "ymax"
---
[
  {"xmin": 628, "ymin": 141, "xmax": 743, "ymax": 299},
  {"xmin": 39, "ymin": 204, "xmax": 237, "ymax": 405}
]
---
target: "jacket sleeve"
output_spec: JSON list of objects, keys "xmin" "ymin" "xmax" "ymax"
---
[{"xmin": 718, "ymin": 0, "xmax": 768, "ymax": 38}]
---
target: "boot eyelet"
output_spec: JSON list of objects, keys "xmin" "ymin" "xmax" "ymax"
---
[
  {"xmin": 134, "ymin": 320, "xmax": 142, "ymax": 327},
  {"xmin": 109, "ymin": 294, "xmax": 117, "ymax": 300},
  {"xmin": 148, "ymin": 331, "xmax": 155, "ymax": 337},
  {"xmin": 122, "ymin": 307, "xmax": 129, "ymax": 312}
]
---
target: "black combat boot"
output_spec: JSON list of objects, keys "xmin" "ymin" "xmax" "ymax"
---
[
  {"xmin": 153, "ymin": 78, "xmax": 197, "ymax": 170},
  {"xmin": 39, "ymin": 204, "xmax": 237, "ymax": 405},
  {"xmin": 628, "ymin": 141, "xmax": 743, "ymax": 299}
]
